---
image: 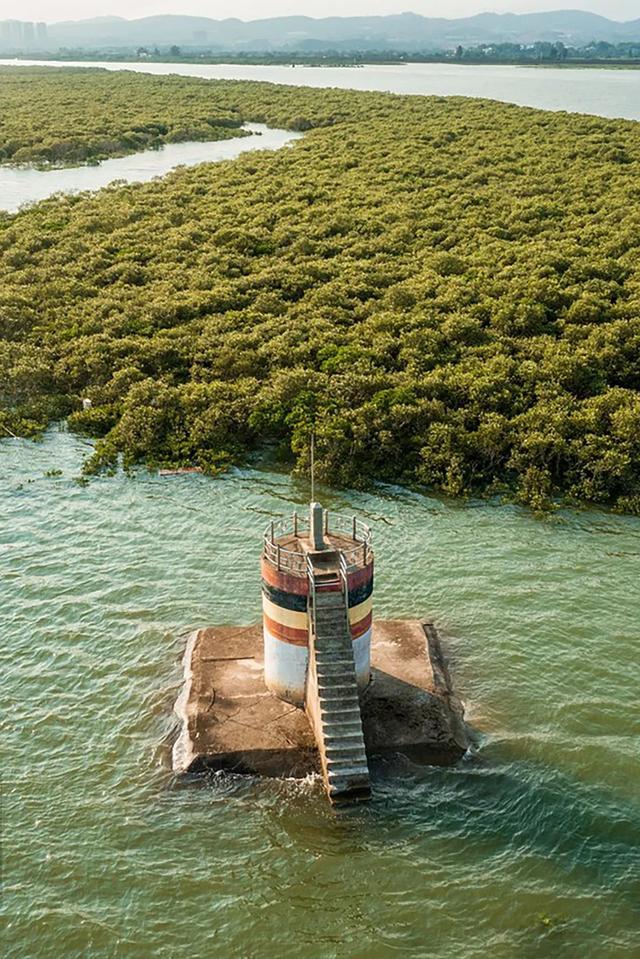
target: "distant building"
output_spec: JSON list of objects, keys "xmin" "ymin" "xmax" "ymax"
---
[
  {"xmin": 0, "ymin": 19, "xmax": 43, "ymax": 48},
  {"xmin": 1, "ymin": 20, "xmax": 24, "ymax": 47},
  {"xmin": 2, "ymin": 20, "xmax": 18, "ymax": 47}
]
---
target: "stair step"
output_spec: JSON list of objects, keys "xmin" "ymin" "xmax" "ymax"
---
[
  {"xmin": 325, "ymin": 738, "xmax": 367, "ymax": 751},
  {"xmin": 316, "ymin": 668, "xmax": 355, "ymax": 677},
  {"xmin": 320, "ymin": 711, "xmax": 362, "ymax": 735},
  {"xmin": 326, "ymin": 749, "xmax": 368, "ymax": 763},
  {"xmin": 327, "ymin": 751, "xmax": 366, "ymax": 764},
  {"xmin": 322, "ymin": 722, "xmax": 363, "ymax": 735},
  {"xmin": 328, "ymin": 766, "xmax": 368, "ymax": 781},
  {"xmin": 328, "ymin": 767, "xmax": 370, "ymax": 784},
  {"xmin": 316, "ymin": 649, "xmax": 353, "ymax": 669},
  {"xmin": 319, "ymin": 698, "xmax": 360, "ymax": 710},
  {"xmin": 322, "ymin": 718, "xmax": 363, "ymax": 732},
  {"xmin": 316, "ymin": 656, "xmax": 354, "ymax": 669},
  {"xmin": 328, "ymin": 764, "xmax": 369, "ymax": 778},
  {"xmin": 323, "ymin": 727, "xmax": 364, "ymax": 740},
  {"xmin": 321, "ymin": 715, "xmax": 362, "ymax": 729},
  {"xmin": 320, "ymin": 707, "xmax": 362, "ymax": 729},
  {"xmin": 316, "ymin": 668, "xmax": 354, "ymax": 678},
  {"xmin": 327, "ymin": 763, "xmax": 370, "ymax": 777},
  {"xmin": 320, "ymin": 703, "xmax": 361, "ymax": 715},
  {"xmin": 325, "ymin": 733, "xmax": 366, "ymax": 754},
  {"xmin": 314, "ymin": 594, "xmax": 344, "ymax": 606},
  {"xmin": 319, "ymin": 687, "xmax": 359, "ymax": 698}
]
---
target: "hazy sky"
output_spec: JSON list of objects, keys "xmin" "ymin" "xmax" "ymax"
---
[{"xmin": 8, "ymin": 1, "xmax": 640, "ymax": 24}]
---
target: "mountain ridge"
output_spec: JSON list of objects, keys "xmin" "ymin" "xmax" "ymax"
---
[{"xmin": 2, "ymin": 10, "xmax": 640, "ymax": 52}]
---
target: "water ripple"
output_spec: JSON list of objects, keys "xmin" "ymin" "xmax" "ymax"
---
[{"xmin": 2, "ymin": 428, "xmax": 639, "ymax": 959}]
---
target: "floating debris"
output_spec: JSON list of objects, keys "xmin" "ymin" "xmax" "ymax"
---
[{"xmin": 158, "ymin": 467, "xmax": 203, "ymax": 477}]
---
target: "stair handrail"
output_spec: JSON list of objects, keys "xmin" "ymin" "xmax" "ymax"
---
[
  {"xmin": 306, "ymin": 554, "xmax": 317, "ymax": 637},
  {"xmin": 337, "ymin": 553, "xmax": 352, "ymax": 637},
  {"xmin": 338, "ymin": 553, "xmax": 349, "ymax": 597}
]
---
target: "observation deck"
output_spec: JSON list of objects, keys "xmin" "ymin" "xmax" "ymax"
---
[{"xmin": 263, "ymin": 510, "xmax": 373, "ymax": 575}]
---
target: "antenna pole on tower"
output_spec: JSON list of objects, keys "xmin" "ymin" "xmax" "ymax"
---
[
  {"xmin": 310, "ymin": 431, "xmax": 315, "ymax": 504},
  {"xmin": 309, "ymin": 431, "xmax": 324, "ymax": 549}
]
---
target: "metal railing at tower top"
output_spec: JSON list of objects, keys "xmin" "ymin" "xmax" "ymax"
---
[{"xmin": 263, "ymin": 510, "xmax": 373, "ymax": 574}]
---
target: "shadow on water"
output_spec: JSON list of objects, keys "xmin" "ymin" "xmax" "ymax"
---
[
  {"xmin": 356, "ymin": 758, "xmax": 639, "ymax": 903},
  {"xmin": 172, "ymin": 748, "xmax": 640, "ymax": 912}
]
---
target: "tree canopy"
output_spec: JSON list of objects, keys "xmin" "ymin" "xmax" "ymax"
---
[
  {"xmin": 1, "ymin": 68, "xmax": 639, "ymax": 513},
  {"xmin": 0, "ymin": 67, "xmax": 248, "ymax": 165}
]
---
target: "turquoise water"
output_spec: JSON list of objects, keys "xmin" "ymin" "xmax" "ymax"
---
[{"xmin": 2, "ymin": 428, "xmax": 639, "ymax": 958}]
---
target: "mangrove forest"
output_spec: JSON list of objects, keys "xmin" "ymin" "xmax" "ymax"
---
[{"xmin": 1, "ymin": 67, "xmax": 639, "ymax": 513}]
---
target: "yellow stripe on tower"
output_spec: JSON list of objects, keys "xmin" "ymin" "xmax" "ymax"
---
[
  {"xmin": 262, "ymin": 594, "xmax": 309, "ymax": 632},
  {"xmin": 348, "ymin": 595, "xmax": 372, "ymax": 625}
]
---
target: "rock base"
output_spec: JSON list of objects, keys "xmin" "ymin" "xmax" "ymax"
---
[{"xmin": 172, "ymin": 620, "xmax": 467, "ymax": 778}]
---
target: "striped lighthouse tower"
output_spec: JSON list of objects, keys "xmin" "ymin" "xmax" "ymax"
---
[{"xmin": 261, "ymin": 504, "xmax": 374, "ymax": 707}]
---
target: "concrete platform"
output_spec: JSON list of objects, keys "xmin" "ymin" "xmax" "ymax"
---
[{"xmin": 172, "ymin": 620, "xmax": 468, "ymax": 778}]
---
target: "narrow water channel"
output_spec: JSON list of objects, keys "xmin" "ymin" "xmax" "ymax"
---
[{"xmin": 0, "ymin": 123, "xmax": 302, "ymax": 213}]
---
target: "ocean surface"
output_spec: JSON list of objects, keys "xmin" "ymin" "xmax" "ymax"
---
[
  {"xmin": 2, "ymin": 429, "xmax": 639, "ymax": 958},
  {"xmin": 3, "ymin": 58, "xmax": 640, "ymax": 122},
  {"xmin": 0, "ymin": 124, "xmax": 301, "ymax": 213}
]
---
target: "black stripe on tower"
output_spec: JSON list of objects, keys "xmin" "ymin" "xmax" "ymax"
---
[
  {"xmin": 262, "ymin": 575, "xmax": 373, "ymax": 613},
  {"xmin": 262, "ymin": 583, "xmax": 307, "ymax": 613},
  {"xmin": 348, "ymin": 576, "xmax": 374, "ymax": 608}
]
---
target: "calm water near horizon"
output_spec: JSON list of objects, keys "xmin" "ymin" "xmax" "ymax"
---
[
  {"xmin": 2, "ymin": 429, "xmax": 640, "ymax": 957},
  {"xmin": 3, "ymin": 58, "xmax": 640, "ymax": 122}
]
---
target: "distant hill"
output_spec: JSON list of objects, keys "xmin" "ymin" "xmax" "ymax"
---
[{"xmin": 2, "ymin": 10, "xmax": 640, "ymax": 53}]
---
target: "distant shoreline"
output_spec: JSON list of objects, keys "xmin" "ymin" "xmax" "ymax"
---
[{"xmin": 4, "ymin": 53, "xmax": 640, "ymax": 72}]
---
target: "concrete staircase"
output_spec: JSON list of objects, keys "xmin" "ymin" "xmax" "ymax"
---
[{"xmin": 305, "ymin": 555, "xmax": 371, "ymax": 804}]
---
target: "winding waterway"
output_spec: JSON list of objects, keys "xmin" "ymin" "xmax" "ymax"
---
[
  {"xmin": 3, "ymin": 429, "xmax": 639, "ymax": 957},
  {"xmin": 3, "ymin": 58, "xmax": 640, "ymax": 121},
  {"xmin": 0, "ymin": 123, "xmax": 301, "ymax": 213}
]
